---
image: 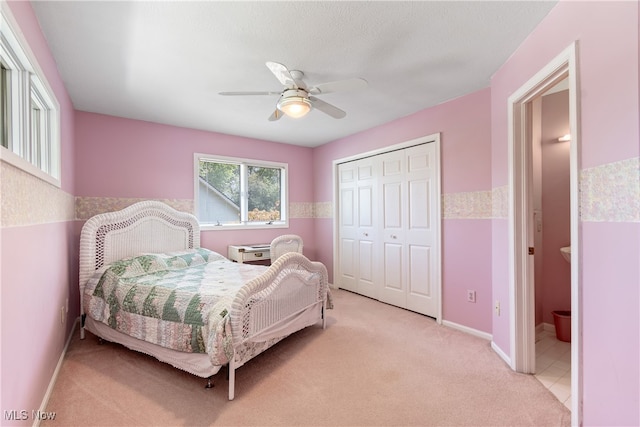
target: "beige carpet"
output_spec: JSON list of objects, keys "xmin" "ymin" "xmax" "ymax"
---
[{"xmin": 43, "ymin": 289, "xmax": 570, "ymax": 426}]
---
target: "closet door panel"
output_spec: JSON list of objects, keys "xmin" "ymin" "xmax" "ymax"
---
[
  {"xmin": 337, "ymin": 163, "xmax": 358, "ymax": 292},
  {"xmin": 382, "ymin": 155, "xmax": 402, "ymax": 174},
  {"xmin": 383, "ymin": 243, "xmax": 403, "ymax": 289},
  {"xmin": 340, "ymin": 188, "xmax": 355, "ymax": 226},
  {"xmin": 379, "ymin": 150, "xmax": 407, "ymax": 307},
  {"xmin": 358, "ymin": 186, "xmax": 373, "ymax": 227},
  {"xmin": 357, "ymin": 239, "xmax": 377, "ymax": 298},
  {"xmin": 358, "ymin": 161, "xmax": 374, "ymax": 179},
  {"xmin": 407, "ymin": 245, "xmax": 432, "ymax": 312},
  {"xmin": 383, "ymin": 182, "xmax": 403, "ymax": 229},
  {"xmin": 408, "ymin": 179, "xmax": 429, "ymax": 230},
  {"xmin": 339, "ymin": 238, "xmax": 356, "ymax": 291},
  {"xmin": 356, "ymin": 158, "xmax": 378, "ymax": 298},
  {"xmin": 382, "ymin": 242, "xmax": 406, "ymax": 307},
  {"xmin": 337, "ymin": 157, "xmax": 379, "ymax": 298},
  {"xmin": 380, "ymin": 151, "xmax": 405, "ymax": 234},
  {"xmin": 405, "ymin": 144, "xmax": 438, "ymax": 317},
  {"xmin": 408, "ymin": 245, "xmax": 431, "ymax": 296},
  {"xmin": 338, "ymin": 167, "xmax": 356, "ymax": 230}
]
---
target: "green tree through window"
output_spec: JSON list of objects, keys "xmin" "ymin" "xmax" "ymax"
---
[
  {"xmin": 248, "ymin": 166, "xmax": 281, "ymax": 221},
  {"xmin": 199, "ymin": 161, "xmax": 240, "ymax": 206},
  {"xmin": 196, "ymin": 155, "xmax": 287, "ymax": 227}
]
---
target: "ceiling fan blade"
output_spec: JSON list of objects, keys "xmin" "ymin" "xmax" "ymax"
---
[
  {"xmin": 266, "ymin": 61, "xmax": 297, "ymax": 88},
  {"xmin": 268, "ymin": 109, "xmax": 283, "ymax": 121},
  {"xmin": 309, "ymin": 77, "xmax": 368, "ymax": 95},
  {"xmin": 309, "ymin": 96, "xmax": 346, "ymax": 119},
  {"xmin": 219, "ymin": 91, "xmax": 280, "ymax": 96}
]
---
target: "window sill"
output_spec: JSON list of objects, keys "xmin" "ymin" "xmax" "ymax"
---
[
  {"xmin": 0, "ymin": 146, "xmax": 61, "ymax": 188},
  {"xmin": 200, "ymin": 222, "xmax": 289, "ymax": 231}
]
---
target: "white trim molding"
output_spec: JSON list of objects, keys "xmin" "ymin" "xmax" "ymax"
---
[
  {"xmin": 442, "ymin": 320, "xmax": 492, "ymax": 341},
  {"xmin": 34, "ymin": 318, "xmax": 78, "ymax": 427},
  {"xmin": 491, "ymin": 341, "xmax": 511, "ymax": 367}
]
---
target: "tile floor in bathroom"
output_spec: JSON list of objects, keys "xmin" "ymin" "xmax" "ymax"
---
[{"xmin": 535, "ymin": 329, "xmax": 572, "ymax": 410}]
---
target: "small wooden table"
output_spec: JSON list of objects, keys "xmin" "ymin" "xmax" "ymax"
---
[{"xmin": 227, "ymin": 244, "xmax": 271, "ymax": 264}]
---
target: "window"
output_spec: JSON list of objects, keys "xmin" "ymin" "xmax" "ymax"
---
[
  {"xmin": 195, "ymin": 154, "xmax": 288, "ymax": 230},
  {"xmin": 1, "ymin": 64, "xmax": 8, "ymax": 149},
  {"xmin": 0, "ymin": 5, "xmax": 60, "ymax": 186}
]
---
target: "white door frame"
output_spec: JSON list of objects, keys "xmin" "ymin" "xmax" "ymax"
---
[
  {"xmin": 332, "ymin": 133, "xmax": 442, "ymax": 324},
  {"xmin": 507, "ymin": 42, "xmax": 581, "ymax": 424}
]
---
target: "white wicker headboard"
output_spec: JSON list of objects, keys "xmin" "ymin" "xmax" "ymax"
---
[{"xmin": 79, "ymin": 201, "xmax": 200, "ymax": 313}]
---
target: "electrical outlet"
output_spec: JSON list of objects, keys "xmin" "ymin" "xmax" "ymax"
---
[
  {"xmin": 60, "ymin": 306, "xmax": 65, "ymax": 324},
  {"xmin": 467, "ymin": 290, "xmax": 476, "ymax": 303},
  {"xmin": 495, "ymin": 300, "xmax": 501, "ymax": 316}
]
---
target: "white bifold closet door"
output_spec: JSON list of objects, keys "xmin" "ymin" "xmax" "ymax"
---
[
  {"xmin": 337, "ymin": 143, "xmax": 438, "ymax": 318},
  {"xmin": 337, "ymin": 155, "xmax": 379, "ymax": 300}
]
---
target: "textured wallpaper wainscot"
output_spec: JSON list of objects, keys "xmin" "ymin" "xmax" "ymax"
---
[{"xmin": 1, "ymin": 162, "xmax": 75, "ymax": 227}]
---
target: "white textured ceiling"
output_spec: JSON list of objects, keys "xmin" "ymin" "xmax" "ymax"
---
[{"xmin": 31, "ymin": 1, "xmax": 557, "ymax": 147}]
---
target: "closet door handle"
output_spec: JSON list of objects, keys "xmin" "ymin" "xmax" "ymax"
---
[
  {"xmin": 363, "ymin": 232, "xmax": 369, "ymax": 237},
  {"xmin": 391, "ymin": 234, "xmax": 397, "ymax": 239}
]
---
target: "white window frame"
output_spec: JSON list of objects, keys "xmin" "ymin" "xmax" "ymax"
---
[
  {"xmin": 194, "ymin": 153, "xmax": 289, "ymax": 230},
  {"xmin": 0, "ymin": 3, "xmax": 61, "ymax": 187}
]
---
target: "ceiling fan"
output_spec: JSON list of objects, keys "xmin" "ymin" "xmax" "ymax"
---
[{"xmin": 219, "ymin": 61, "xmax": 368, "ymax": 121}]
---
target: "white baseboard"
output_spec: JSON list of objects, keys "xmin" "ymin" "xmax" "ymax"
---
[
  {"xmin": 34, "ymin": 317, "xmax": 78, "ymax": 427},
  {"xmin": 442, "ymin": 320, "xmax": 492, "ymax": 341},
  {"xmin": 491, "ymin": 341, "xmax": 511, "ymax": 366},
  {"xmin": 491, "ymin": 322, "xmax": 558, "ymax": 370}
]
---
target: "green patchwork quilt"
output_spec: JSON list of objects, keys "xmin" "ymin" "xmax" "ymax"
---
[{"xmin": 84, "ymin": 248, "xmax": 269, "ymax": 364}]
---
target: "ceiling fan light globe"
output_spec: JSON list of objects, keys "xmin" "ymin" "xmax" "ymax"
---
[{"xmin": 278, "ymin": 96, "xmax": 311, "ymax": 118}]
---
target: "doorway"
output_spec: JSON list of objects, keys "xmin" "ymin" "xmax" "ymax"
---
[
  {"xmin": 532, "ymin": 80, "xmax": 572, "ymax": 408},
  {"xmin": 507, "ymin": 42, "xmax": 581, "ymax": 425}
]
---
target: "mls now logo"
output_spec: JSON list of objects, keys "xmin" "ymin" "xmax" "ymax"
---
[
  {"xmin": 4, "ymin": 410, "xmax": 28, "ymax": 421},
  {"xmin": 4, "ymin": 410, "xmax": 56, "ymax": 421},
  {"xmin": 32, "ymin": 410, "xmax": 57, "ymax": 421}
]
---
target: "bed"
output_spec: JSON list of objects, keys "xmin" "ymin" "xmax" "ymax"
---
[{"xmin": 79, "ymin": 200, "xmax": 331, "ymax": 400}]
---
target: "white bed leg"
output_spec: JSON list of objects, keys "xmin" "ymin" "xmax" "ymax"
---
[
  {"xmin": 80, "ymin": 327, "xmax": 85, "ymax": 340},
  {"xmin": 228, "ymin": 358, "xmax": 236, "ymax": 401}
]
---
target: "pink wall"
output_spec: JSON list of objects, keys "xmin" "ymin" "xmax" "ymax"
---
[
  {"xmin": 491, "ymin": 1, "xmax": 639, "ymax": 424},
  {"xmin": 313, "ymin": 88, "xmax": 493, "ymax": 333},
  {"xmin": 313, "ymin": 88, "xmax": 492, "ymax": 201},
  {"xmin": 541, "ymin": 90, "xmax": 571, "ymax": 324},
  {"xmin": 1, "ymin": 223, "xmax": 77, "ymax": 423},
  {"xmin": 74, "ymin": 112, "xmax": 318, "ymax": 258},
  {"xmin": 490, "ymin": 2, "xmax": 639, "ymax": 185},
  {"xmin": 2, "ymin": 2, "xmax": 77, "ymax": 424},
  {"xmin": 582, "ymin": 222, "xmax": 639, "ymax": 425},
  {"xmin": 442, "ymin": 220, "xmax": 492, "ymax": 331}
]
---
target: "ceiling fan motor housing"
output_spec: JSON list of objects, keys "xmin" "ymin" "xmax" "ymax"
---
[{"xmin": 277, "ymin": 89, "xmax": 312, "ymax": 116}]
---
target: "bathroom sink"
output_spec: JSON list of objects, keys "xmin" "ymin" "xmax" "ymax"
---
[{"xmin": 560, "ymin": 246, "xmax": 571, "ymax": 263}]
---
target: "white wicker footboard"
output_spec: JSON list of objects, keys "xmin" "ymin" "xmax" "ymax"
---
[{"xmin": 227, "ymin": 251, "xmax": 329, "ymax": 400}]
